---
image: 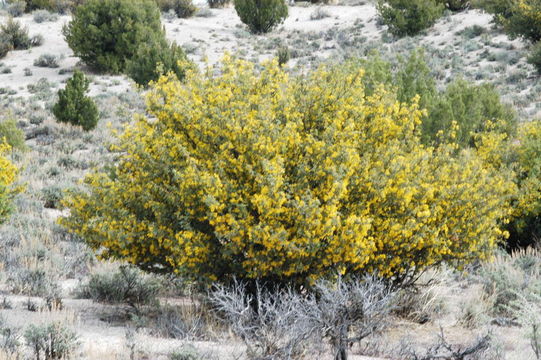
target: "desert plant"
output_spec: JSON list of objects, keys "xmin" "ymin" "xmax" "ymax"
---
[
  {"xmin": 506, "ymin": 120, "xmax": 541, "ymax": 248},
  {"xmin": 33, "ymin": 54, "xmax": 59, "ymax": 68},
  {"xmin": 8, "ymin": 0, "xmax": 77, "ymax": 12},
  {"xmin": 145, "ymin": 303, "xmax": 210, "ymax": 340},
  {"xmin": 0, "ymin": 117, "xmax": 27, "ymax": 152},
  {"xmin": 33, "ymin": 9, "xmax": 59, "ymax": 23},
  {"xmin": 76, "ymin": 265, "xmax": 160, "ymax": 309},
  {"xmin": 52, "ymin": 70, "xmax": 99, "ymax": 131},
  {"xmin": 210, "ymin": 276, "xmax": 395, "ymax": 360},
  {"xmin": 41, "ymin": 186, "xmax": 64, "ymax": 209},
  {"xmin": 207, "ymin": 0, "xmax": 229, "ymax": 7},
  {"xmin": 355, "ymin": 49, "xmax": 516, "ymax": 147},
  {"xmin": 399, "ymin": 329, "xmax": 492, "ymax": 359},
  {"xmin": 0, "ymin": 18, "xmax": 31, "ymax": 50},
  {"xmin": 509, "ymin": 292, "xmax": 541, "ymax": 359},
  {"xmin": 29, "ymin": 34, "xmax": 44, "ymax": 47},
  {"xmin": 472, "ymin": 0, "xmax": 514, "ymax": 22},
  {"xmin": 63, "ymin": 0, "xmax": 165, "ymax": 73},
  {"xmin": 0, "ymin": 327, "xmax": 21, "ymax": 359},
  {"xmin": 276, "ymin": 45, "xmax": 290, "ymax": 66},
  {"xmin": 24, "ymin": 322, "xmax": 78, "ymax": 360},
  {"xmin": 0, "ymin": 143, "xmax": 18, "ymax": 225},
  {"xmin": 125, "ymin": 38, "xmax": 190, "ymax": 86},
  {"xmin": 7, "ymin": 1, "xmax": 26, "ymax": 16},
  {"xmin": 234, "ymin": 0, "xmax": 288, "ymax": 34},
  {"xmin": 376, "ymin": 0, "xmax": 444, "ymax": 37},
  {"xmin": 305, "ymin": 276, "xmax": 396, "ymax": 360},
  {"xmin": 61, "ymin": 56, "xmax": 514, "ymax": 288},
  {"xmin": 426, "ymin": 79, "xmax": 516, "ymax": 146},
  {"xmin": 310, "ymin": 6, "xmax": 330, "ymax": 20},
  {"xmin": 155, "ymin": 0, "xmax": 196, "ymax": 17},
  {"xmin": 528, "ymin": 41, "xmax": 541, "ymax": 74},
  {"xmin": 0, "ymin": 37, "xmax": 13, "ymax": 59},
  {"xmin": 209, "ymin": 280, "xmax": 316, "ymax": 359},
  {"xmin": 478, "ymin": 248, "xmax": 541, "ymax": 315},
  {"xmin": 169, "ymin": 345, "xmax": 200, "ymax": 360},
  {"xmin": 502, "ymin": 0, "xmax": 541, "ymax": 42},
  {"xmin": 437, "ymin": 0, "xmax": 470, "ymax": 10}
]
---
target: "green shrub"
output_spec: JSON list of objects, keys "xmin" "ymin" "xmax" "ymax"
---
[
  {"xmin": 472, "ymin": 0, "xmax": 514, "ymax": 22},
  {"xmin": 33, "ymin": 53, "xmax": 60, "ymax": 68},
  {"xmin": 478, "ymin": 249, "xmax": 541, "ymax": 315},
  {"xmin": 355, "ymin": 49, "xmax": 516, "ymax": 147},
  {"xmin": 527, "ymin": 41, "xmax": 541, "ymax": 74},
  {"xmin": 63, "ymin": 0, "xmax": 164, "ymax": 73},
  {"xmin": 33, "ymin": 9, "xmax": 59, "ymax": 23},
  {"xmin": 41, "ymin": 186, "xmax": 64, "ymax": 209},
  {"xmin": 376, "ymin": 0, "xmax": 444, "ymax": 37},
  {"xmin": 426, "ymin": 79, "xmax": 516, "ymax": 146},
  {"xmin": 8, "ymin": 0, "xmax": 78, "ymax": 13},
  {"xmin": 0, "ymin": 37, "xmax": 13, "ymax": 59},
  {"xmin": 29, "ymin": 34, "xmax": 44, "ymax": 47},
  {"xmin": 76, "ymin": 265, "xmax": 160, "ymax": 308},
  {"xmin": 7, "ymin": 1, "xmax": 26, "ymax": 16},
  {"xmin": 0, "ymin": 117, "xmax": 27, "ymax": 152},
  {"xmin": 169, "ymin": 345, "xmax": 200, "ymax": 360},
  {"xmin": 503, "ymin": 0, "xmax": 541, "ymax": 42},
  {"xmin": 155, "ymin": 0, "xmax": 196, "ymax": 17},
  {"xmin": 61, "ymin": 57, "xmax": 514, "ymax": 287},
  {"xmin": 276, "ymin": 45, "xmax": 290, "ymax": 66},
  {"xmin": 52, "ymin": 70, "xmax": 99, "ymax": 131},
  {"xmin": 507, "ymin": 120, "xmax": 541, "ymax": 249},
  {"xmin": 234, "ymin": 0, "xmax": 288, "ymax": 34},
  {"xmin": 0, "ymin": 18, "xmax": 31, "ymax": 50},
  {"xmin": 207, "ymin": 0, "xmax": 230, "ymax": 8},
  {"xmin": 24, "ymin": 322, "xmax": 78, "ymax": 360},
  {"xmin": 125, "ymin": 38, "xmax": 190, "ymax": 86},
  {"xmin": 437, "ymin": 0, "xmax": 469, "ymax": 10},
  {"xmin": 509, "ymin": 292, "xmax": 541, "ymax": 359},
  {"xmin": 475, "ymin": 0, "xmax": 541, "ymax": 42}
]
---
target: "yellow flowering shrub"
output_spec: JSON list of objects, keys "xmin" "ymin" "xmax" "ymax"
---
[
  {"xmin": 61, "ymin": 56, "xmax": 514, "ymax": 286},
  {"xmin": 507, "ymin": 120, "xmax": 541, "ymax": 248},
  {"xmin": 474, "ymin": 119, "xmax": 541, "ymax": 249},
  {"xmin": 0, "ymin": 142, "xmax": 19, "ymax": 224},
  {"xmin": 498, "ymin": 0, "xmax": 541, "ymax": 42}
]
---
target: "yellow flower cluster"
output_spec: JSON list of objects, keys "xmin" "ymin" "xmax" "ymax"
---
[
  {"xmin": 517, "ymin": 0, "xmax": 541, "ymax": 22},
  {"xmin": 61, "ymin": 56, "xmax": 514, "ymax": 285},
  {"xmin": 0, "ymin": 142, "xmax": 19, "ymax": 224}
]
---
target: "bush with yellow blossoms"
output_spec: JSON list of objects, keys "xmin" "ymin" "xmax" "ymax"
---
[
  {"xmin": 503, "ymin": 0, "xmax": 541, "ymax": 42},
  {"xmin": 0, "ymin": 142, "xmax": 19, "ymax": 224},
  {"xmin": 503, "ymin": 120, "xmax": 541, "ymax": 249},
  {"xmin": 61, "ymin": 56, "xmax": 515, "ymax": 287}
]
